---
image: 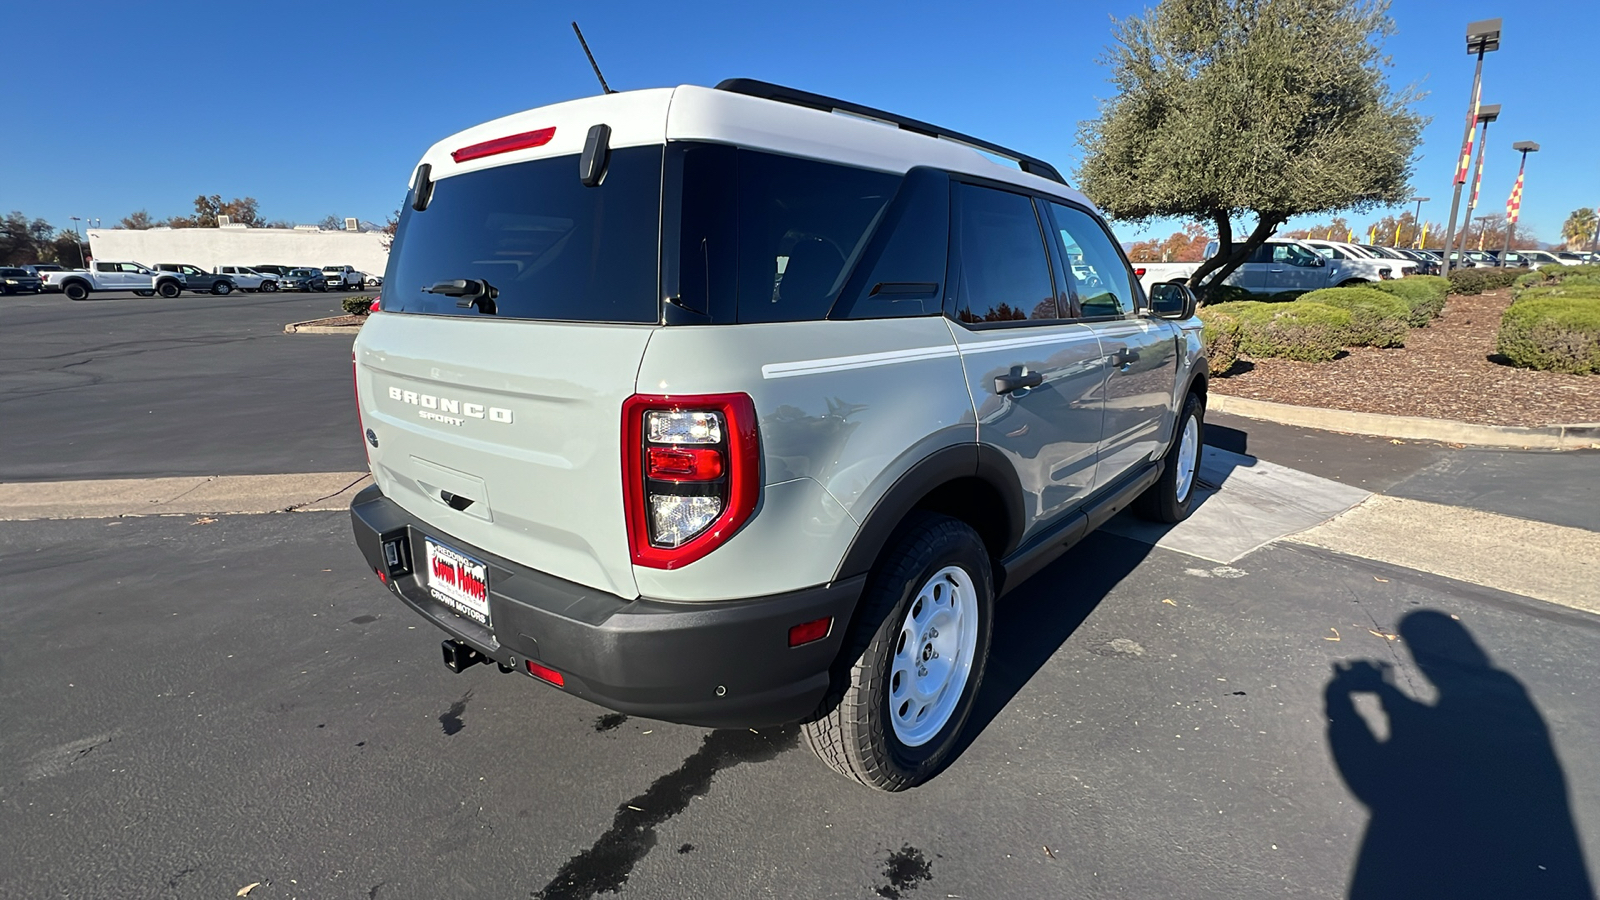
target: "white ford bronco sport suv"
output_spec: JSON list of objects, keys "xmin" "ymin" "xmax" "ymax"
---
[{"xmin": 350, "ymin": 80, "xmax": 1207, "ymax": 790}]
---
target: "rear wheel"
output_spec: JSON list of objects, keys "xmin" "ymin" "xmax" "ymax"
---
[
  {"xmin": 1134, "ymin": 391, "xmax": 1205, "ymax": 523},
  {"xmin": 802, "ymin": 514, "xmax": 993, "ymax": 791},
  {"xmin": 63, "ymin": 281, "xmax": 90, "ymax": 301},
  {"xmin": 157, "ymin": 280, "xmax": 181, "ymax": 298}
]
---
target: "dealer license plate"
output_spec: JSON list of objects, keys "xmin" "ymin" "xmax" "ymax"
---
[{"xmin": 424, "ymin": 538, "xmax": 491, "ymax": 627}]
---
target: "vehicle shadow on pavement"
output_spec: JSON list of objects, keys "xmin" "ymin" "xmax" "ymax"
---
[
  {"xmin": 1324, "ymin": 610, "xmax": 1596, "ymax": 899},
  {"xmin": 953, "ymin": 530, "xmax": 1156, "ymax": 762}
]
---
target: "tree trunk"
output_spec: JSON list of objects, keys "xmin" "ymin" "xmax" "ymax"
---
[{"xmin": 1186, "ymin": 213, "xmax": 1285, "ymax": 302}]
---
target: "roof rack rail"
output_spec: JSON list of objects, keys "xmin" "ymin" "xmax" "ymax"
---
[{"xmin": 714, "ymin": 78, "xmax": 1067, "ymax": 186}]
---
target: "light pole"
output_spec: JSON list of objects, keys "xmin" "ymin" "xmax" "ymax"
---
[
  {"xmin": 1442, "ymin": 18, "xmax": 1501, "ymax": 276},
  {"xmin": 1503, "ymin": 141, "xmax": 1538, "ymax": 260},
  {"xmin": 68, "ymin": 216, "xmax": 86, "ymax": 268},
  {"xmin": 1454, "ymin": 103, "xmax": 1499, "ymax": 263},
  {"xmin": 1410, "ymin": 196, "xmax": 1429, "ymax": 248}
]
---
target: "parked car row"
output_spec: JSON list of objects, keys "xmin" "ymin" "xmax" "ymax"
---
[
  {"xmin": 10, "ymin": 261, "xmax": 382, "ymax": 300},
  {"xmin": 1135, "ymin": 237, "xmax": 1408, "ymax": 295},
  {"xmin": 1431, "ymin": 248, "xmax": 1597, "ymax": 270}
]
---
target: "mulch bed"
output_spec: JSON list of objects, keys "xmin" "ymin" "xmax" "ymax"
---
[{"xmin": 1210, "ymin": 288, "xmax": 1600, "ymax": 427}]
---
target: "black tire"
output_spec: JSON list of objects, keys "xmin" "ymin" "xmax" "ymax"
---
[
  {"xmin": 802, "ymin": 513, "xmax": 994, "ymax": 791},
  {"xmin": 63, "ymin": 281, "xmax": 90, "ymax": 301},
  {"xmin": 157, "ymin": 280, "xmax": 181, "ymax": 298},
  {"xmin": 313, "ymin": 281, "xmax": 327, "ymax": 292},
  {"xmin": 262, "ymin": 280, "xmax": 278, "ymax": 293},
  {"xmin": 1337, "ymin": 278, "xmax": 1369, "ymax": 287},
  {"xmin": 1134, "ymin": 391, "xmax": 1206, "ymax": 524},
  {"xmin": 212, "ymin": 281, "xmax": 233, "ymax": 296},
  {"xmin": 135, "ymin": 290, "xmax": 154, "ymax": 297}
]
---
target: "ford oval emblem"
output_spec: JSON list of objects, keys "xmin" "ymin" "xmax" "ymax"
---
[{"xmin": 365, "ymin": 428, "xmax": 379, "ymax": 448}]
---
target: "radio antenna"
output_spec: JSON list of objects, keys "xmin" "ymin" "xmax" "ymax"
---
[{"xmin": 571, "ymin": 22, "xmax": 614, "ymax": 94}]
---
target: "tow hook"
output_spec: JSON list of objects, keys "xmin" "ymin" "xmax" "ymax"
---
[{"xmin": 441, "ymin": 640, "xmax": 486, "ymax": 674}]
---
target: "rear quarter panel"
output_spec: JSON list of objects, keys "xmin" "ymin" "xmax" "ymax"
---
[{"xmin": 634, "ymin": 317, "xmax": 974, "ymax": 601}]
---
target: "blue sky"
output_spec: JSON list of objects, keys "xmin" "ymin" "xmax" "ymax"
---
[{"xmin": 4, "ymin": 0, "xmax": 1595, "ymax": 246}]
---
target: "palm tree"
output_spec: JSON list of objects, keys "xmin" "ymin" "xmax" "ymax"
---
[{"xmin": 1562, "ymin": 207, "xmax": 1598, "ymax": 250}]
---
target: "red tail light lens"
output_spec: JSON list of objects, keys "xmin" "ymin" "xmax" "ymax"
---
[
  {"xmin": 622, "ymin": 393, "xmax": 759, "ymax": 569},
  {"xmin": 1134, "ymin": 267, "xmax": 1147, "ymax": 278},
  {"xmin": 526, "ymin": 660, "xmax": 565, "ymax": 687},
  {"xmin": 451, "ymin": 127, "xmax": 556, "ymax": 163},
  {"xmin": 369, "ymin": 296, "xmax": 381, "ymax": 313},
  {"xmin": 646, "ymin": 446, "xmax": 724, "ymax": 481}
]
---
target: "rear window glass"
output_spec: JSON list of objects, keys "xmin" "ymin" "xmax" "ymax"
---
[{"xmin": 383, "ymin": 147, "xmax": 663, "ymax": 323}]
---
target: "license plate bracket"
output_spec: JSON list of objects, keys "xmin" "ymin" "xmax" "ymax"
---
[{"xmin": 423, "ymin": 538, "xmax": 491, "ymax": 628}]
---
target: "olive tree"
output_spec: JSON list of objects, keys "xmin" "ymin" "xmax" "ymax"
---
[{"xmin": 1077, "ymin": 0, "xmax": 1425, "ymax": 298}]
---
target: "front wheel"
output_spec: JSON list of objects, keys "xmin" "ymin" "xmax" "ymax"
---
[
  {"xmin": 157, "ymin": 280, "xmax": 181, "ymax": 298},
  {"xmin": 212, "ymin": 281, "xmax": 233, "ymax": 295},
  {"xmin": 261, "ymin": 280, "xmax": 278, "ymax": 292},
  {"xmin": 802, "ymin": 514, "xmax": 993, "ymax": 791},
  {"xmin": 1134, "ymin": 391, "xmax": 1205, "ymax": 523},
  {"xmin": 135, "ymin": 290, "xmax": 154, "ymax": 297}
]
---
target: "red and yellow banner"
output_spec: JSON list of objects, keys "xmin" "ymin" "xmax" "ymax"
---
[
  {"xmin": 1506, "ymin": 161, "xmax": 1525, "ymax": 225},
  {"xmin": 1455, "ymin": 81, "xmax": 1481, "ymax": 186},
  {"xmin": 1470, "ymin": 139, "xmax": 1487, "ymax": 208}
]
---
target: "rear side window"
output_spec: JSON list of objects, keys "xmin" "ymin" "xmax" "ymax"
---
[
  {"xmin": 732, "ymin": 151, "xmax": 899, "ymax": 323},
  {"xmin": 950, "ymin": 184, "xmax": 1058, "ymax": 324},
  {"xmin": 383, "ymin": 147, "xmax": 663, "ymax": 322}
]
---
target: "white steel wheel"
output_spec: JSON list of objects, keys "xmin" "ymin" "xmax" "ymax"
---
[
  {"xmin": 1174, "ymin": 414, "xmax": 1200, "ymax": 504},
  {"xmin": 802, "ymin": 513, "xmax": 994, "ymax": 791},
  {"xmin": 889, "ymin": 565, "xmax": 979, "ymax": 747}
]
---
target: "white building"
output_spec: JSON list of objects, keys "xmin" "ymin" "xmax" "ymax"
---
[{"xmin": 86, "ymin": 223, "xmax": 391, "ymax": 275}]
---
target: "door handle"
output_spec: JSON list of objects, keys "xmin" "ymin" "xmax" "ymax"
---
[
  {"xmin": 1112, "ymin": 348, "xmax": 1141, "ymax": 368},
  {"xmin": 993, "ymin": 371, "xmax": 1045, "ymax": 394}
]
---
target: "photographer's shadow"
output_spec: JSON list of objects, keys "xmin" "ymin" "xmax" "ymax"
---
[{"xmin": 1325, "ymin": 610, "xmax": 1595, "ymax": 899}]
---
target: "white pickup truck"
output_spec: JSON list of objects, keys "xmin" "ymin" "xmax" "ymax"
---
[
  {"xmin": 1135, "ymin": 239, "xmax": 1394, "ymax": 295},
  {"xmin": 321, "ymin": 265, "xmax": 364, "ymax": 290},
  {"xmin": 43, "ymin": 261, "xmax": 187, "ymax": 301}
]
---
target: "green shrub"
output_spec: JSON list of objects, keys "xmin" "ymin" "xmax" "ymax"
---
[
  {"xmin": 341, "ymin": 295, "xmax": 376, "ymax": 316},
  {"xmin": 1200, "ymin": 284, "xmax": 1301, "ymax": 305},
  {"xmin": 1496, "ymin": 297, "xmax": 1600, "ymax": 374},
  {"xmin": 1374, "ymin": 277, "xmax": 1447, "ymax": 325},
  {"xmin": 1197, "ymin": 307, "xmax": 1243, "ymax": 375},
  {"xmin": 1512, "ymin": 284, "xmax": 1600, "ymax": 304},
  {"xmin": 1212, "ymin": 300, "xmax": 1352, "ymax": 362},
  {"xmin": 1514, "ymin": 270, "xmax": 1548, "ymax": 290},
  {"xmin": 1296, "ymin": 287, "xmax": 1409, "ymax": 347},
  {"xmin": 1448, "ymin": 268, "xmax": 1489, "ymax": 295}
]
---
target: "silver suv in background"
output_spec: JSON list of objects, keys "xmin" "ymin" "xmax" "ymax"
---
[{"xmin": 349, "ymin": 80, "xmax": 1206, "ymax": 791}]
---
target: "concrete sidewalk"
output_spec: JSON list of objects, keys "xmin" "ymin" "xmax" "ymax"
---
[{"xmin": 0, "ymin": 472, "xmax": 371, "ymax": 520}]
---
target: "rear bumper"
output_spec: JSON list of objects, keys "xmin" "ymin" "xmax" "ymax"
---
[{"xmin": 350, "ymin": 484, "xmax": 861, "ymax": 728}]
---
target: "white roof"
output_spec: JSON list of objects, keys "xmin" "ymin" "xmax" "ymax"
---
[{"xmin": 413, "ymin": 84, "xmax": 1093, "ymax": 211}]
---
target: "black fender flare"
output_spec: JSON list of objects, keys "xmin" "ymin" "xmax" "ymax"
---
[{"xmin": 833, "ymin": 443, "xmax": 1025, "ymax": 582}]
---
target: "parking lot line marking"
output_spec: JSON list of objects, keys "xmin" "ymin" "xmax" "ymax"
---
[
  {"xmin": 1288, "ymin": 494, "xmax": 1600, "ymax": 616},
  {"xmin": 0, "ymin": 472, "xmax": 372, "ymax": 521}
]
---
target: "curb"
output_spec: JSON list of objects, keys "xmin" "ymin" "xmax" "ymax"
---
[
  {"xmin": 1208, "ymin": 394, "xmax": 1600, "ymax": 450},
  {"xmin": 285, "ymin": 316, "xmax": 363, "ymax": 335}
]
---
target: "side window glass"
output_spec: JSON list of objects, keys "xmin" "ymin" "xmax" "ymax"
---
[
  {"xmin": 951, "ymin": 183, "xmax": 1058, "ymax": 324},
  {"xmin": 1271, "ymin": 245, "xmax": 1292, "ymax": 263},
  {"xmin": 1250, "ymin": 243, "xmax": 1278, "ymax": 264},
  {"xmin": 1049, "ymin": 202, "xmax": 1134, "ymax": 319},
  {"xmin": 837, "ymin": 168, "xmax": 950, "ymax": 320},
  {"xmin": 735, "ymin": 150, "xmax": 900, "ymax": 324},
  {"xmin": 96, "ymin": 262, "xmax": 114, "ymax": 272}
]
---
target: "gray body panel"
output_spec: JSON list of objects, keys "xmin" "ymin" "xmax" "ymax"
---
[{"xmin": 355, "ymin": 314, "xmax": 653, "ymax": 599}]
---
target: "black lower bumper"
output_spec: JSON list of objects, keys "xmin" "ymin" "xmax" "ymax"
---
[{"xmin": 350, "ymin": 484, "xmax": 862, "ymax": 728}]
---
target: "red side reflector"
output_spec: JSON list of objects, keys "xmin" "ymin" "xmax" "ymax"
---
[
  {"xmin": 788, "ymin": 616, "xmax": 833, "ymax": 647},
  {"xmin": 646, "ymin": 446, "xmax": 724, "ymax": 481},
  {"xmin": 526, "ymin": 660, "xmax": 565, "ymax": 687},
  {"xmin": 451, "ymin": 127, "xmax": 556, "ymax": 163},
  {"xmin": 373, "ymin": 567, "xmax": 387, "ymax": 583}
]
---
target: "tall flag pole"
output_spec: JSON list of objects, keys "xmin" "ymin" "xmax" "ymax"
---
[{"xmin": 1455, "ymin": 81, "xmax": 1481, "ymax": 187}]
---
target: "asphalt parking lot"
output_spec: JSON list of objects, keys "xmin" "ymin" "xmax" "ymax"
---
[{"xmin": 2, "ymin": 291, "xmax": 1597, "ymax": 899}]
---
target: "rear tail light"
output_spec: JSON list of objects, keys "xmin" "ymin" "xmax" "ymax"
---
[
  {"xmin": 1134, "ymin": 267, "xmax": 1147, "ymax": 278},
  {"xmin": 622, "ymin": 393, "xmax": 759, "ymax": 569},
  {"xmin": 369, "ymin": 296, "xmax": 381, "ymax": 313}
]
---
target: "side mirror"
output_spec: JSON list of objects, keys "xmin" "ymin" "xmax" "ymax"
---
[
  {"xmin": 1148, "ymin": 282, "xmax": 1197, "ymax": 320},
  {"xmin": 1312, "ymin": 255, "xmax": 1326, "ymax": 267}
]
